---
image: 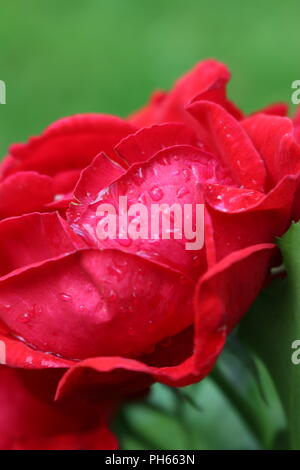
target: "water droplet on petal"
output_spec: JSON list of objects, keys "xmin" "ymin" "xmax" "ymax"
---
[
  {"xmin": 17, "ymin": 305, "xmax": 38, "ymax": 324},
  {"xmin": 117, "ymin": 238, "xmax": 132, "ymax": 247},
  {"xmin": 138, "ymin": 193, "xmax": 148, "ymax": 205},
  {"xmin": 149, "ymin": 186, "xmax": 164, "ymax": 201},
  {"xmin": 18, "ymin": 312, "xmax": 31, "ymax": 323},
  {"xmin": 182, "ymin": 169, "xmax": 190, "ymax": 181},
  {"xmin": 108, "ymin": 289, "xmax": 117, "ymax": 302},
  {"xmin": 25, "ymin": 355, "xmax": 34, "ymax": 365},
  {"xmin": 108, "ymin": 262, "xmax": 126, "ymax": 279},
  {"xmin": 132, "ymin": 167, "xmax": 145, "ymax": 185},
  {"xmin": 60, "ymin": 293, "xmax": 72, "ymax": 302},
  {"xmin": 176, "ymin": 187, "xmax": 189, "ymax": 198}
]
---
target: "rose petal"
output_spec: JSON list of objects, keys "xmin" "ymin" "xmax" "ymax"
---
[
  {"xmin": 0, "ymin": 249, "xmax": 194, "ymax": 360},
  {"xmin": 243, "ymin": 114, "xmax": 300, "ymax": 187},
  {"xmin": 252, "ymin": 102, "xmax": 288, "ymax": 117},
  {"xmin": 129, "ymin": 59, "xmax": 241, "ymax": 127},
  {"xmin": 68, "ymin": 145, "xmax": 231, "ymax": 278},
  {"xmin": 0, "ymin": 366, "xmax": 118, "ymax": 450},
  {"xmin": 73, "ymin": 153, "xmax": 126, "ymax": 205},
  {"xmin": 187, "ymin": 100, "xmax": 267, "ymax": 191},
  {"xmin": 0, "ymin": 321, "xmax": 72, "ymax": 368},
  {"xmin": 204, "ymin": 175, "xmax": 300, "ymax": 260},
  {"xmin": 52, "ymin": 169, "xmax": 82, "ymax": 195},
  {"xmin": 3, "ymin": 114, "xmax": 136, "ymax": 179},
  {"xmin": 0, "ymin": 172, "xmax": 54, "ymax": 219},
  {"xmin": 115, "ymin": 123, "xmax": 198, "ymax": 165},
  {"xmin": 0, "ymin": 212, "xmax": 85, "ymax": 280},
  {"xmin": 204, "ymin": 184, "xmax": 265, "ymax": 213},
  {"xmin": 55, "ymin": 244, "xmax": 275, "ymax": 398}
]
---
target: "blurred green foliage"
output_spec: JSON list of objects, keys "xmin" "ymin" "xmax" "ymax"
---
[
  {"xmin": 0, "ymin": 0, "xmax": 299, "ymax": 156},
  {"xmin": 241, "ymin": 222, "xmax": 300, "ymax": 450},
  {"xmin": 114, "ymin": 343, "xmax": 285, "ymax": 450}
]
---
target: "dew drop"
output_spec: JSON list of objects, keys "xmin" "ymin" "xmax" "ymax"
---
[
  {"xmin": 176, "ymin": 187, "xmax": 189, "ymax": 198},
  {"xmin": 17, "ymin": 305, "xmax": 38, "ymax": 324},
  {"xmin": 117, "ymin": 238, "xmax": 132, "ymax": 247},
  {"xmin": 60, "ymin": 293, "xmax": 72, "ymax": 302},
  {"xmin": 25, "ymin": 355, "xmax": 34, "ymax": 365},
  {"xmin": 18, "ymin": 312, "xmax": 31, "ymax": 323},
  {"xmin": 138, "ymin": 193, "xmax": 147, "ymax": 205},
  {"xmin": 108, "ymin": 289, "xmax": 117, "ymax": 302},
  {"xmin": 132, "ymin": 167, "xmax": 145, "ymax": 185},
  {"xmin": 160, "ymin": 156, "xmax": 170, "ymax": 166},
  {"xmin": 149, "ymin": 186, "xmax": 164, "ymax": 201},
  {"xmin": 108, "ymin": 262, "xmax": 126, "ymax": 279},
  {"xmin": 182, "ymin": 169, "xmax": 190, "ymax": 181}
]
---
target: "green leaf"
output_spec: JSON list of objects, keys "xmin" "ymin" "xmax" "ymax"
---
[
  {"xmin": 115, "ymin": 379, "xmax": 261, "ymax": 450},
  {"xmin": 114, "ymin": 338, "xmax": 283, "ymax": 450},
  {"xmin": 211, "ymin": 345, "xmax": 285, "ymax": 449},
  {"xmin": 240, "ymin": 222, "xmax": 300, "ymax": 449}
]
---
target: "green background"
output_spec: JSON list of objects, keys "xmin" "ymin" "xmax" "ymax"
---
[
  {"xmin": 0, "ymin": 0, "xmax": 299, "ymax": 157},
  {"xmin": 1, "ymin": 0, "xmax": 300, "ymax": 449}
]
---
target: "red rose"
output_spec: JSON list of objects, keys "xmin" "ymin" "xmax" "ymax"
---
[
  {"xmin": 295, "ymin": 107, "xmax": 300, "ymax": 143},
  {"xmin": 0, "ymin": 366, "xmax": 118, "ymax": 450},
  {"xmin": 1, "ymin": 60, "xmax": 300, "ymax": 448},
  {"xmin": 0, "ymin": 114, "xmax": 135, "ymax": 219}
]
